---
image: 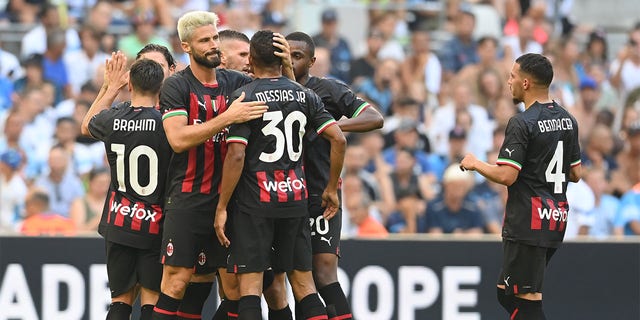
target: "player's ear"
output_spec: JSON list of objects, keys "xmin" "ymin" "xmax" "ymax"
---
[
  {"xmin": 309, "ymin": 56, "xmax": 316, "ymax": 69},
  {"xmin": 181, "ymin": 41, "xmax": 190, "ymax": 54}
]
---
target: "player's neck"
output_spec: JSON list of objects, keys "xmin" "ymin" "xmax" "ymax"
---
[
  {"xmin": 253, "ymin": 66, "xmax": 281, "ymax": 79},
  {"xmin": 524, "ymin": 90, "xmax": 552, "ymax": 109},
  {"xmin": 190, "ymin": 63, "xmax": 217, "ymax": 85},
  {"xmin": 297, "ymin": 73, "xmax": 311, "ymax": 86},
  {"xmin": 130, "ymin": 93, "xmax": 158, "ymax": 108}
]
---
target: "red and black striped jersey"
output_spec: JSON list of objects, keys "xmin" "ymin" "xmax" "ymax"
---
[
  {"xmin": 496, "ymin": 101, "xmax": 581, "ymax": 248},
  {"xmin": 302, "ymin": 76, "xmax": 371, "ymax": 196},
  {"xmin": 159, "ymin": 67, "xmax": 251, "ymax": 210},
  {"xmin": 89, "ymin": 102, "xmax": 171, "ymax": 249},
  {"xmin": 226, "ymin": 77, "xmax": 336, "ymax": 218}
]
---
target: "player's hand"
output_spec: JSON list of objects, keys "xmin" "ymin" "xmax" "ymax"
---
[
  {"xmin": 214, "ymin": 207, "xmax": 230, "ymax": 247},
  {"xmin": 226, "ymin": 92, "xmax": 269, "ymax": 124},
  {"xmin": 460, "ymin": 154, "xmax": 478, "ymax": 172},
  {"xmin": 104, "ymin": 51, "xmax": 129, "ymax": 91},
  {"xmin": 321, "ymin": 188, "xmax": 339, "ymax": 220},
  {"xmin": 273, "ymin": 33, "xmax": 292, "ymax": 69}
]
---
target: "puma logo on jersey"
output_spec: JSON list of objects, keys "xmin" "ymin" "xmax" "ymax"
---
[
  {"xmin": 321, "ymin": 236, "xmax": 333, "ymax": 246},
  {"xmin": 504, "ymin": 276, "xmax": 510, "ymax": 286},
  {"xmin": 198, "ymin": 100, "xmax": 206, "ymax": 110},
  {"xmin": 505, "ymin": 148, "xmax": 514, "ymax": 157}
]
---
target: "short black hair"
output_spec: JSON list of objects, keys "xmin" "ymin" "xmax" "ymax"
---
[
  {"xmin": 477, "ymin": 36, "xmax": 498, "ymax": 47},
  {"xmin": 136, "ymin": 44, "xmax": 177, "ymax": 69},
  {"xmin": 515, "ymin": 53, "xmax": 554, "ymax": 87},
  {"xmin": 285, "ymin": 31, "xmax": 315, "ymax": 57},
  {"xmin": 250, "ymin": 30, "xmax": 281, "ymax": 68},
  {"xmin": 219, "ymin": 29, "xmax": 250, "ymax": 43},
  {"xmin": 129, "ymin": 59, "xmax": 164, "ymax": 95}
]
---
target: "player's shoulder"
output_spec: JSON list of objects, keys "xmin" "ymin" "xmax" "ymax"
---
[{"xmin": 217, "ymin": 68, "xmax": 252, "ymax": 86}]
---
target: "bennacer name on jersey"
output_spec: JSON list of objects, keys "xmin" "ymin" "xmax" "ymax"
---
[
  {"xmin": 255, "ymin": 89, "xmax": 306, "ymax": 103},
  {"xmin": 537, "ymin": 118, "xmax": 573, "ymax": 133},
  {"xmin": 113, "ymin": 118, "xmax": 158, "ymax": 132}
]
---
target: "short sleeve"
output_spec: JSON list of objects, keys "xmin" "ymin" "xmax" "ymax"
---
[
  {"xmin": 227, "ymin": 122, "xmax": 251, "ymax": 146},
  {"xmin": 307, "ymin": 90, "xmax": 337, "ymax": 135},
  {"xmin": 496, "ymin": 117, "xmax": 529, "ymax": 171},
  {"xmin": 88, "ymin": 108, "xmax": 114, "ymax": 141},
  {"xmin": 159, "ymin": 76, "xmax": 188, "ymax": 120},
  {"xmin": 570, "ymin": 117, "xmax": 581, "ymax": 167},
  {"xmin": 330, "ymin": 79, "xmax": 371, "ymax": 118}
]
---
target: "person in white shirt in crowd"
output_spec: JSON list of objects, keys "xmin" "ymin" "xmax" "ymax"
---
[{"xmin": 0, "ymin": 150, "xmax": 27, "ymax": 232}]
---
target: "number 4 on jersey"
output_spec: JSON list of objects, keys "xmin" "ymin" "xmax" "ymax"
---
[{"xmin": 545, "ymin": 141, "xmax": 566, "ymax": 194}]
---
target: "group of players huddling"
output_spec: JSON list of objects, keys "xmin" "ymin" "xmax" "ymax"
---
[{"xmin": 81, "ymin": 10, "xmax": 383, "ymax": 320}]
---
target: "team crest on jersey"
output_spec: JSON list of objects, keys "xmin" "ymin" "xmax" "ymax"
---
[
  {"xmin": 167, "ymin": 242, "xmax": 174, "ymax": 256},
  {"xmin": 211, "ymin": 97, "xmax": 218, "ymax": 112},
  {"xmin": 198, "ymin": 252, "xmax": 207, "ymax": 266}
]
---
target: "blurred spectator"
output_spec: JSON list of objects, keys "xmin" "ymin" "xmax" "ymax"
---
[
  {"xmin": 581, "ymin": 28, "xmax": 609, "ymax": 68},
  {"xmin": 85, "ymin": 1, "xmax": 116, "ymax": 53},
  {"xmin": 53, "ymin": 117, "xmax": 96, "ymax": 176},
  {"xmin": 584, "ymin": 62, "xmax": 618, "ymax": 112},
  {"xmin": 502, "ymin": 15, "xmax": 543, "ymax": 61},
  {"xmin": 261, "ymin": 10, "xmax": 287, "ymax": 34},
  {"xmin": 33, "ymin": 145, "xmax": 85, "ymax": 217},
  {"xmin": 312, "ymin": 8, "xmax": 352, "ymax": 83},
  {"xmin": 350, "ymin": 28, "xmax": 384, "ymax": 87},
  {"xmin": 385, "ymin": 148, "xmax": 430, "ymax": 233},
  {"xmin": 564, "ymin": 175, "xmax": 596, "ymax": 239},
  {"xmin": 613, "ymin": 123, "xmax": 640, "ymax": 195},
  {"xmin": 343, "ymin": 175, "xmax": 388, "ymax": 238},
  {"xmin": 581, "ymin": 124, "xmax": 618, "ymax": 177},
  {"xmin": 615, "ymin": 168, "xmax": 640, "ymax": 235},
  {"xmin": 454, "ymin": 36, "xmax": 509, "ymax": 102},
  {"xmin": 117, "ymin": 10, "xmax": 170, "ymax": 59},
  {"xmin": 0, "ymin": 111, "xmax": 26, "ymax": 154},
  {"xmin": 400, "ymin": 28, "xmax": 441, "ymax": 105},
  {"xmin": 42, "ymin": 28, "xmax": 72, "ymax": 103},
  {"xmin": 572, "ymin": 77, "xmax": 601, "ymax": 144},
  {"xmin": 438, "ymin": 9, "xmax": 478, "ymax": 79},
  {"xmin": 447, "ymin": 125, "xmax": 468, "ymax": 165},
  {"xmin": 549, "ymin": 36, "xmax": 581, "ymax": 109},
  {"xmin": 382, "ymin": 97, "xmax": 431, "ymax": 153},
  {"xmin": 492, "ymin": 98, "xmax": 518, "ymax": 129},
  {"xmin": 20, "ymin": 188, "xmax": 76, "ymax": 236},
  {"xmin": 356, "ymin": 58, "xmax": 400, "ymax": 115},
  {"xmin": 429, "ymin": 83, "xmax": 492, "ymax": 160},
  {"xmin": 0, "ymin": 150, "xmax": 27, "ymax": 232},
  {"xmin": 56, "ymin": 82, "xmax": 101, "ymax": 119},
  {"xmin": 13, "ymin": 53, "xmax": 45, "ymax": 95},
  {"xmin": 64, "ymin": 25, "xmax": 109, "ymax": 96},
  {"xmin": 0, "ymin": 40, "xmax": 24, "ymax": 81},
  {"xmin": 309, "ymin": 46, "xmax": 332, "ymax": 78},
  {"xmin": 469, "ymin": 150, "xmax": 506, "ymax": 234},
  {"xmin": 383, "ymin": 119, "xmax": 436, "ymax": 177},
  {"xmin": 21, "ymin": 3, "xmax": 80, "ymax": 58},
  {"xmin": 371, "ymin": 11, "xmax": 405, "ymax": 61},
  {"xmin": 610, "ymin": 24, "xmax": 640, "ymax": 105},
  {"xmin": 583, "ymin": 167, "xmax": 621, "ymax": 237},
  {"xmin": 426, "ymin": 163, "xmax": 483, "ymax": 234},
  {"xmin": 14, "ymin": 87, "xmax": 55, "ymax": 179},
  {"xmin": 476, "ymin": 67, "xmax": 508, "ymax": 119},
  {"xmin": 69, "ymin": 167, "xmax": 109, "ymax": 232},
  {"xmin": 219, "ymin": 29, "xmax": 251, "ymax": 75}
]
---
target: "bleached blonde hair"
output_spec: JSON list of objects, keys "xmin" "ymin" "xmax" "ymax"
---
[{"xmin": 177, "ymin": 11, "xmax": 219, "ymax": 42}]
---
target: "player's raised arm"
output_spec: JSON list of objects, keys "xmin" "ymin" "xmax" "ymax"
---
[
  {"xmin": 81, "ymin": 51, "xmax": 129, "ymax": 137},
  {"xmin": 319, "ymin": 123, "xmax": 346, "ymax": 219}
]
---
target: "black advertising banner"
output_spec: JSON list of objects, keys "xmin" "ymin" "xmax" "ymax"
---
[{"xmin": 0, "ymin": 237, "xmax": 637, "ymax": 319}]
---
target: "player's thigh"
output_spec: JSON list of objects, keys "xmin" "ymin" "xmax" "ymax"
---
[
  {"xmin": 105, "ymin": 241, "xmax": 138, "ymax": 301},
  {"xmin": 136, "ymin": 247, "xmax": 162, "ymax": 294},
  {"xmin": 227, "ymin": 210, "xmax": 274, "ymax": 274},
  {"xmin": 308, "ymin": 196, "xmax": 342, "ymax": 256},
  {"xmin": 499, "ymin": 240, "xmax": 551, "ymax": 295},
  {"xmin": 161, "ymin": 210, "xmax": 223, "ymax": 275},
  {"xmin": 274, "ymin": 216, "xmax": 312, "ymax": 273}
]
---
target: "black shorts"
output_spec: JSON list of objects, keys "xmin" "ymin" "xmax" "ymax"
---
[
  {"xmin": 227, "ymin": 210, "xmax": 312, "ymax": 274},
  {"xmin": 160, "ymin": 209, "xmax": 227, "ymax": 274},
  {"xmin": 498, "ymin": 240, "xmax": 557, "ymax": 295},
  {"xmin": 105, "ymin": 240, "xmax": 162, "ymax": 298},
  {"xmin": 308, "ymin": 195, "xmax": 342, "ymax": 257}
]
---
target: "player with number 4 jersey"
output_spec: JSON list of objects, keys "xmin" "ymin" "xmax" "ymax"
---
[{"xmin": 461, "ymin": 53, "xmax": 581, "ymax": 320}]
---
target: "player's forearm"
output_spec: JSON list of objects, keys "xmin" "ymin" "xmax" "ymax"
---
[
  {"xmin": 326, "ymin": 136, "xmax": 346, "ymax": 190},
  {"xmin": 81, "ymin": 85, "xmax": 121, "ymax": 137},
  {"xmin": 165, "ymin": 115, "xmax": 233, "ymax": 153},
  {"xmin": 474, "ymin": 161, "xmax": 516, "ymax": 186},
  {"xmin": 337, "ymin": 107, "xmax": 384, "ymax": 132},
  {"xmin": 217, "ymin": 149, "xmax": 245, "ymax": 209}
]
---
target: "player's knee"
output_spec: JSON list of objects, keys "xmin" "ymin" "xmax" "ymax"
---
[
  {"xmin": 161, "ymin": 267, "xmax": 192, "ymax": 297},
  {"xmin": 312, "ymin": 256, "xmax": 338, "ymax": 288},
  {"xmin": 111, "ymin": 288, "xmax": 136, "ymax": 306},
  {"xmin": 289, "ymin": 271, "xmax": 317, "ymax": 300},
  {"xmin": 264, "ymin": 273, "xmax": 288, "ymax": 309}
]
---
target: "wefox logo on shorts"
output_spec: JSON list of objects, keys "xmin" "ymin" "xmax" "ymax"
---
[{"xmin": 530, "ymin": 197, "xmax": 567, "ymax": 231}]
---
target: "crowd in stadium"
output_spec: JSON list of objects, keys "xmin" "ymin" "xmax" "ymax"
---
[{"xmin": 0, "ymin": 0, "xmax": 639, "ymax": 238}]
